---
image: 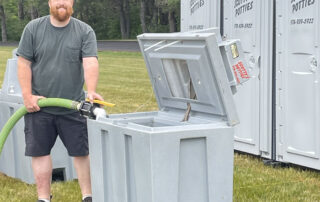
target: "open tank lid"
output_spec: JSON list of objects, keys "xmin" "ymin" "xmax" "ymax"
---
[{"xmin": 137, "ymin": 32, "xmax": 239, "ymax": 126}]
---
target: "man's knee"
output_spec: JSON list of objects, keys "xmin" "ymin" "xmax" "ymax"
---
[{"xmin": 32, "ymin": 155, "xmax": 53, "ymax": 177}]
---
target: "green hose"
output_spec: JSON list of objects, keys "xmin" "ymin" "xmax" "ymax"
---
[{"xmin": 0, "ymin": 98, "xmax": 80, "ymax": 155}]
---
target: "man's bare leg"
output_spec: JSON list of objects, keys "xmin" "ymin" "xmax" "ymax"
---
[
  {"xmin": 74, "ymin": 155, "xmax": 92, "ymax": 197},
  {"xmin": 32, "ymin": 155, "xmax": 52, "ymax": 200}
]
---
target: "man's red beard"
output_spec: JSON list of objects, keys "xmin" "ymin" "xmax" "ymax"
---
[{"xmin": 50, "ymin": 5, "xmax": 73, "ymax": 22}]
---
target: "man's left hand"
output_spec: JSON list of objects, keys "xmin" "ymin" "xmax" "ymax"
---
[{"xmin": 87, "ymin": 91, "xmax": 104, "ymax": 103}]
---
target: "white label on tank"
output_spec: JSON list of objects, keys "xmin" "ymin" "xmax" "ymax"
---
[
  {"xmin": 234, "ymin": 0, "xmax": 254, "ymax": 17},
  {"xmin": 181, "ymin": 0, "xmax": 219, "ymax": 32}
]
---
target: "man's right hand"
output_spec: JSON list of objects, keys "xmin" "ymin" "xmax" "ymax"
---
[{"xmin": 23, "ymin": 94, "xmax": 46, "ymax": 113}]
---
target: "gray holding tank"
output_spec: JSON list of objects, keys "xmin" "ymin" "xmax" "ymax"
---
[{"xmin": 88, "ymin": 31, "xmax": 249, "ymax": 202}]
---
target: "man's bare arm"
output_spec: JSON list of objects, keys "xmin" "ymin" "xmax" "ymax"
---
[
  {"xmin": 83, "ymin": 57, "xmax": 103, "ymax": 102},
  {"xmin": 17, "ymin": 56, "xmax": 44, "ymax": 112}
]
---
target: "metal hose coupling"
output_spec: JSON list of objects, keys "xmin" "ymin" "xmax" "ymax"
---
[{"xmin": 78, "ymin": 101, "xmax": 108, "ymax": 119}]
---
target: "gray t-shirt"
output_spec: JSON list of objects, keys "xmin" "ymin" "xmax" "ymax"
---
[{"xmin": 17, "ymin": 15, "xmax": 97, "ymax": 115}]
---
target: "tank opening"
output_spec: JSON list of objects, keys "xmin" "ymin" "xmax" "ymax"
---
[{"xmin": 162, "ymin": 59, "xmax": 197, "ymax": 100}]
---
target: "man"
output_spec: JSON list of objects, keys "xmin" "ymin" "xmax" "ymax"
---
[{"xmin": 17, "ymin": 0, "xmax": 102, "ymax": 201}]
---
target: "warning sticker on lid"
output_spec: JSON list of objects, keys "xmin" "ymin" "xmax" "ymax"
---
[{"xmin": 232, "ymin": 61, "xmax": 250, "ymax": 84}]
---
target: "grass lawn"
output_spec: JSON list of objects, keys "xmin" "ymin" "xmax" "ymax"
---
[{"xmin": 0, "ymin": 47, "xmax": 320, "ymax": 201}]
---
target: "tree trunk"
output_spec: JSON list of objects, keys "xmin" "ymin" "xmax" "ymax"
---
[
  {"xmin": 118, "ymin": 0, "xmax": 130, "ymax": 39},
  {"xmin": 140, "ymin": 0, "xmax": 147, "ymax": 33},
  {"xmin": 124, "ymin": 0, "xmax": 130, "ymax": 38},
  {"xmin": 18, "ymin": 0, "xmax": 24, "ymax": 20},
  {"xmin": 84, "ymin": 4, "xmax": 89, "ymax": 22},
  {"xmin": 168, "ymin": 11, "xmax": 176, "ymax": 32},
  {"xmin": 0, "ymin": 5, "xmax": 7, "ymax": 42},
  {"xmin": 119, "ymin": 4, "xmax": 127, "ymax": 39},
  {"xmin": 30, "ymin": 6, "xmax": 38, "ymax": 20},
  {"xmin": 151, "ymin": 4, "xmax": 158, "ymax": 30}
]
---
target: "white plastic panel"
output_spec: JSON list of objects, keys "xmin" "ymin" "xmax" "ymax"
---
[
  {"xmin": 0, "ymin": 101, "xmax": 77, "ymax": 183},
  {"xmin": 223, "ymin": 0, "xmax": 273, "ymax": 158},
  {"xmin": 0, "ymin": 102, "xmax": 22, "ymax": 178},
  {"xmin": 1, "ymin": 50, "xmax": 23, "ymax": 104},
  {"xmin": 276, "ymin": 0, "xmax": 320, "ymax": 169},
  {"xmin": 181, "ymin": 0, "xmax": 220, "ymax": 32}
]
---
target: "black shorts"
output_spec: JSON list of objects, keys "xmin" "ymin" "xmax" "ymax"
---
[{"xmin": 24, "ymin": 111, "xmax": 89, "ymax": 157}]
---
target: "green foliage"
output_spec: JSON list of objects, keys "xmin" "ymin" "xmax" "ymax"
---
[
  {"xmin": 0, "ymin": 0, "xmax": 181, "ymax": 41},
  {"xmin": 73, "ymin": 0, "xmax": 109, "ymax": 39},
  {"xmin": 129, "ymin": 2, "xmax": 142, "ymax": 38},
  {"xmin": 106, "ymin": 17, "xmax": 122, "ymax": 40},
  {"xmin": 0, "ymin": 0, "xmax": 50, "ymax": 41},
  {"xmin": 153, "ymin": 0, "xmax": 180, "ymax": 32},
  {"xmin": 2, "ymin": 0, "xmax": 25, "ymax": 41},
  {"xmin": 156, "ymin": 0, "xmax": 180, "ymax": 11}
]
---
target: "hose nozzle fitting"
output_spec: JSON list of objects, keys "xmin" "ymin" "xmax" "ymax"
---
[{"xmin": 78, "ymin": 101, "xmax": 107, "ymax": 119}]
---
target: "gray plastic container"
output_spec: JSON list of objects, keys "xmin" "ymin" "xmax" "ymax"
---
[
  {"xmin": 223, "ymin": 0, "xmax": 274, "ymax": 159},
  {"xmin": 0, "ymin": 50, "xmax": 77, "ymax": 183},
  {"xmin": 0, "ymin": 50, "xmax": 23, "ymax": 103},
  {"xmin": 88, "ymin": 32, "xmax": 239, "ymax": 202},
  {"xmin": 181, "ymin": 0, "xmax": 274, "ymax": 159},
  {"xmin": 276, "ymin": 0, "xmax": 320, "ymax": 169}
]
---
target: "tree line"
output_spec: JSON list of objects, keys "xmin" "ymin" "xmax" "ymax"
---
[{"xmin": 0, "ymin": 0, "xmax": 180, "ymax": 42}]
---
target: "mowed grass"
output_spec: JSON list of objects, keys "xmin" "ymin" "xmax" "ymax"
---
[
  {"xmin": 0, "ymin": 46, "xmax": 320, "ymax": 201},
  {"xmin": 96, "ymin": 51, "xmax": 157, "ymax": 114}
]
